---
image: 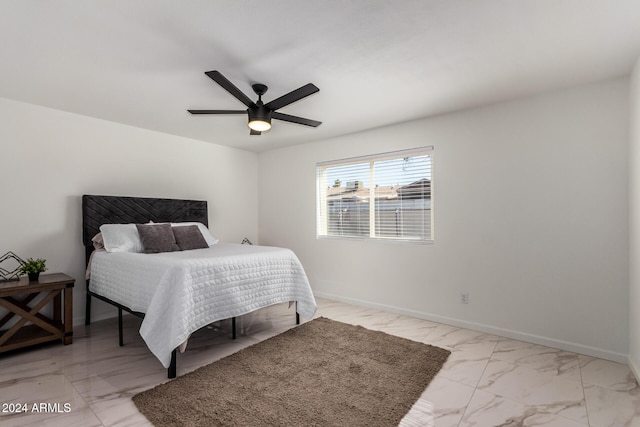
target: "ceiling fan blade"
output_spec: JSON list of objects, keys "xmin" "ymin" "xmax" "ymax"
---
[
  {"xmin": 272, "ymin": 112, "xmax": 322, "ymax": 127},
  {"xmin": 188, "ymin": 109, "xmax": 246, "ymax": 114},
  {"xmin": 264, "ymin": 83, "xmax": 319, "ymax": 111},
  {"xmin": 250, "ymin": 129, "xmax": 262, "ymax": 136},
  {"xmin": 205, "ymin": 71, "xmax": 255, "ymax": 108}
]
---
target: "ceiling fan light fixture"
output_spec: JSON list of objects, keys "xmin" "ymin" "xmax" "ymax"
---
[
  {"xmin": 248, "ymin": 105, "xmax": 272, "ymax": 132},
  {"xmin": 248, "ymin": 118, "xmax": 271, "ymax": 132}
]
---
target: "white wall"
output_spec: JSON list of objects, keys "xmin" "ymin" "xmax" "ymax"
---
[
  {"xmin": 0, "ymin": 97, "xmax": 258, "ymax": 325},
  {"xmin": 629, "ymin": 58, "xmax": 640, "ymax": 376},
  {"xmin": 259, "ymin": 78, "xmax": 629, "ymax": 361}
]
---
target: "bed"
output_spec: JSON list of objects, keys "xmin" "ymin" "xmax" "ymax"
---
[{"xmin": 82, "ymin": 194, "xmax": 317, "ymax": 378}]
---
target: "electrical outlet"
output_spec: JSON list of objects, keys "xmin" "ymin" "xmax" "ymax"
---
[{"xmin": 460, "ymin": 292, "xmax": 469, "ymax": 304}]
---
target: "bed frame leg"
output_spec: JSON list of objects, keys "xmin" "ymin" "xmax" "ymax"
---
[
  {"xmin": 296, "ymin": 301, "xmax": 300, "ymax": 325},
  {"xmin": 118, "ymin": 308, "xmax": 123, "ymax": 347},
  {"xmin": 232, "ymin": 317, "xmax": 236, "ymax": 340},
  {"xmin": 85, "ymin": 281, "xmax": 92, "ymax": 326},
  {"xmin": 168, "ymin": 349, "xmax": 177, "ymax": 379}
]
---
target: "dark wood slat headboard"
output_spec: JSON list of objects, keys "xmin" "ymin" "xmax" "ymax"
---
[{"xmin": 82, "ymin": 195, "xmax": 208, "ymax": 264}]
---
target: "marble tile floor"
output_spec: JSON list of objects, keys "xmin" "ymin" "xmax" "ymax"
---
[{"xmin": 0, "ymin": 297, "xmax": 638, "ymax": 426}]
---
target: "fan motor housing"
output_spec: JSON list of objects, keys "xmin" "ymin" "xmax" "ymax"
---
[{"xmin": 248, "ymin": 105, "xmax": 272, "ymax": 122}]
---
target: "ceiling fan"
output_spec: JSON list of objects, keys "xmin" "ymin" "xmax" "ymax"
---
[{"xmin": 188, "ymin": 70, "xmax": 321, "ymax": 135}]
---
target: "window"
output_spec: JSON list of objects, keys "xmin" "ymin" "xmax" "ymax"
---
[{"xmin": 316, "ymin": 147, "xmax": 433, "ymax": 242}]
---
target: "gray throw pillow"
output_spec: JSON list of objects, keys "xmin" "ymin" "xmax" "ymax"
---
[
  {"xmin": 172, "ymin": 225, "xmax": 209, "ymax": 250},
  {"xmin": 136, "ymin": 223, "xmax": 180, "ymax": 253}
]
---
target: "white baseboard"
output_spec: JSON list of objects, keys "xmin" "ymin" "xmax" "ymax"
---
[
  {"xmin": 314, "ymin": 291, "xmax": 629, "ymax": 364},
  {"xmin": 629, "ymin": 355, "xmax": 640, "ymax": 383},
  {"xmin": 73, "ymin": 307, "xmax": 120, "ymax": 327},
  {"xmin": 73, "ymin": 290, "xmax": 632, "ymax": 367}
]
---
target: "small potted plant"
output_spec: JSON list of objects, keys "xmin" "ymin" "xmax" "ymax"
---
[{"xmin": 19, "ymin": 258, "xmax": 47, "ymax": 282}]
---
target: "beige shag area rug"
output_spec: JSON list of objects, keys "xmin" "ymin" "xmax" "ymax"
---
[{"xmin": 133, "ymin": 317, "xmax": 450, "ymax": 427}]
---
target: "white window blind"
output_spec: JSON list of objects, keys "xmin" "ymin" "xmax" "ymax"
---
[{"xmin": 317, "ymin": 147, "xmax": 433, "ymax": 242}]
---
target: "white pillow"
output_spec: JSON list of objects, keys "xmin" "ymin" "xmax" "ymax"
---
[
  {"xmin": 99, "ymin": 224, "xmax": 143, "ymax": 253},
  {"xmin": 171, "ymin": 222, "xmax": 219, "ymax": 246}
]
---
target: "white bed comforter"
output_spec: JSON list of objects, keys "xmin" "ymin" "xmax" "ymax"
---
[{"xmin": 89, "ymin": 243, "xmax": 317, "ymax": 368}]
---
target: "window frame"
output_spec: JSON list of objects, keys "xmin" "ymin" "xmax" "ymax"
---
[{"xmin": 316, "ymin": 146, "xmax": 434, "ymax": 244}]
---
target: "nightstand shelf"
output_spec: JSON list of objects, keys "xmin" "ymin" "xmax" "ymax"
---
[{"xmin": 0, "ymin": 273, "xmax": 74, "ymax": 354}]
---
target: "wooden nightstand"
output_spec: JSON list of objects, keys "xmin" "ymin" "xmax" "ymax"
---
[{"xmin": 0, "ymin": 273, "xmax": 74, "ymax": 353}]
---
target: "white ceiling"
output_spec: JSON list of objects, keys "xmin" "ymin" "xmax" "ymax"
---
[{"xmin": 1, "ymin": 1, "xmax": 640, "ymax": 152}]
